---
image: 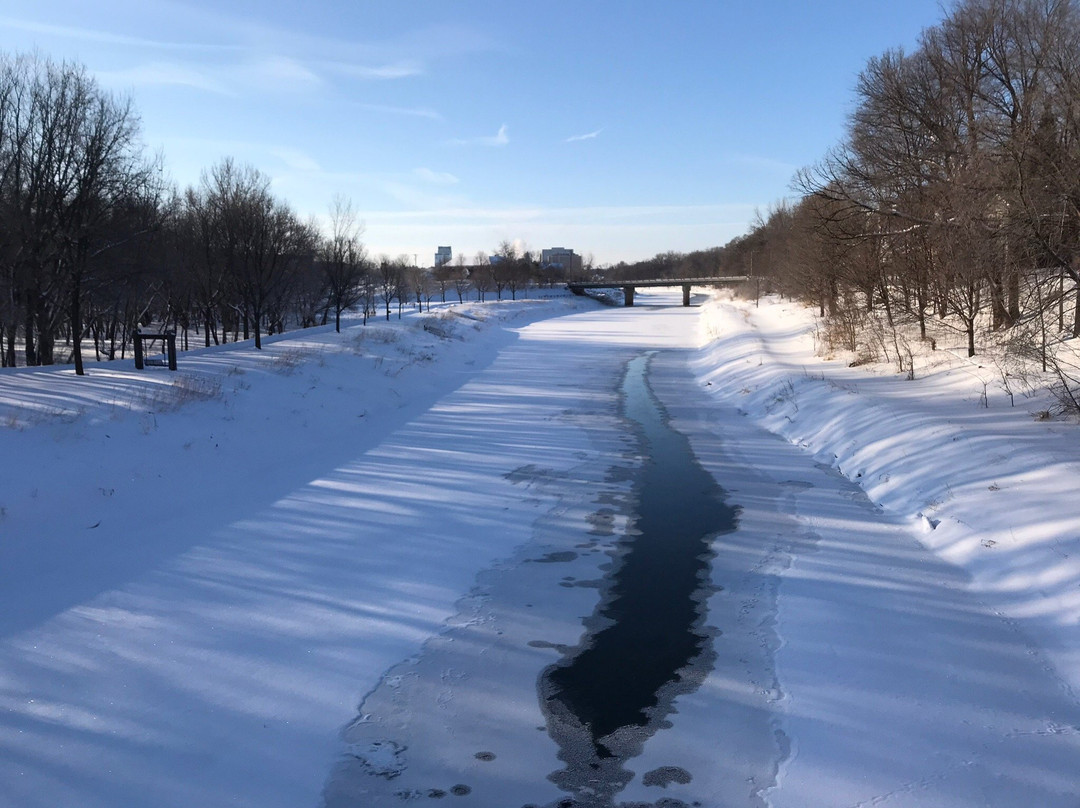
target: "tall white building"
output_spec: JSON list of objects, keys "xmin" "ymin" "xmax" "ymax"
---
[{"xmin": 435, "ymin": 246, "xmax": 452, "ymax": 267}]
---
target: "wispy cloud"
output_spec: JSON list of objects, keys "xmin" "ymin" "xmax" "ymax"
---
[
  {"xmin": 376, "ymin": 181, "xmax": 470, "ymax": 210},
  {"xmin": 451, "ymin": 124, "xmax": 509, "ymax": 147},
  {"xmin": 357, "ymin": 103, "xmax": 442, "ymax": 121},
  {"xmin": 158, "ymin": 136, "xmax": 322, "ymax": 175},
  {"xmin": 95, "ymin": 62, "xmax": 234, "ymax": 95},
  {"xmin": 565, "ymin": 128, "xmax": 603, "ymax": 143},
  {"xmin": 0, "ymin": 13, "xmax": 445, "ymax": 98},
  {"xmin": 268, "ymin": 147, "xmax": 322, "ymax": 173},
  {"xmin": 239, "ymin": 56, "xmax": 322, "ymax": 89},
  {"xmin": 0, "ymin": 15, "xmax": 235, "ymax": 52},
  {"xmin": 413, "ymin": 167, "xmax": 459, "ymax": 185},
  {"xmin": 97, "ymin": 56, "xmax": 322, "ymax": 97},
  {"xmin": 325, "ymin": 60, "xmax": 423, "ymax": 80}
]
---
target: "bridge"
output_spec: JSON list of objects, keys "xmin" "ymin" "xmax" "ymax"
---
[{"xmin": 566, "ymin": 276, "xmax": 750, "ymax": 306}]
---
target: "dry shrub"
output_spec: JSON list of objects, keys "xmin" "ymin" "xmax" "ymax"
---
[
  {"xmin": 349, "ymin": 326, "xmax": 400, "ymax": 354},
  {"xmin": 819, "ymin": 305, "xmax": 874, "ymax": 363},
  {"xmin": 420, "ymin": 314, "xmax": 459, "ymax": 340},
  {"xmin": 141, "ymin": 374, "xmax": 223, "ymax": 412},
  {"xmin": 270, "ymin": 348, "xmax": 309, "ymax": 375}
]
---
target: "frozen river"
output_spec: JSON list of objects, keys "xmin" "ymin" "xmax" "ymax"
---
[
  {"xmin": 320, "ymin": 294, "xmax": 1080, "ymax": 807},
  {"xmin": 1, "ymin": 291, "xmax": 1078, "ymax": 808}
]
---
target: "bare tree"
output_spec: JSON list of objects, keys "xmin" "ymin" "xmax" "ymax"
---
[
  {"xmin": 451, "ymin": 254, "xmax": 471, "ymax": 303},
  {"xmin": 203, "ymin": 159, "xmax": 314, "ymax": 349},
  {"xmin": 376, "ymin": 256, "xmax": 400, "ymax": 321},
  {"xmin": 472, "ymin": 251, "xmax": 491, "ymax": 301},
  {"xmin": 320, "ymin": 194, "xmax": 368, "ymax": 332}
]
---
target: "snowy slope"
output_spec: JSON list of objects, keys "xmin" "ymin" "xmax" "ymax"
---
[
  {"xmin": 0, "ymin": 295, "xmax": 598, "ymax": 807},
  {"xmin": 694, "ymin": 294, "xmax": 1080, "ymax": 700}
]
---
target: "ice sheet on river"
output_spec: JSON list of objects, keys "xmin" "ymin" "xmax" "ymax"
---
[{"xmin": 325, "ymin": 344, "xmax": 1080, "ymax": 808}]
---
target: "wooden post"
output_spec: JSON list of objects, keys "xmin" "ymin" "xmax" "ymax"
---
[
  {"xmin": 623, "ymin": 285, "xmax": 635, "ymax": 306},
  {"xmin": 134, "ymin": 332, "xmax": 144, "ymax": 369},
  {"xmin": 166, "ymin": 333, "xmax": 177, "ymax": 371}
]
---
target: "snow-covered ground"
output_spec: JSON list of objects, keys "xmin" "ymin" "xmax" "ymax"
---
[
  {"xmin": 691, "ymin": 296, "xmax": 1080, "ymax": 806},
  {"xmin": 1, "ymin": 289, "xmax": 1078, "ymax": 807}
]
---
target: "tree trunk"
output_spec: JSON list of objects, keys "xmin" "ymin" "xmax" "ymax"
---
[
  {"xmin": 71, "ymin": 274, "xmax": 85, "ymax": 376},
  {"xmin": 916, "ymin": 281, "xmax": 927, "ymax": 340},
  {"xmin": 1072, "ymin": 281, "xmax": 1080, "ymax": 339},
  {"xmin": 879, "ymin": 279, "xmax": 893, "ymax": 327},
  {"xmin": 35, "ymin": 296, "xmax": 55, "ymax": 365},
  {"xmin": 990, "ymin": 274, "xmax": 1009, "ymax": 329},
  {"xmin": 1007, "ymin": 268, "xmax": 1020, "ymax": 325},
  {"xmin": 24, "ymin": 306, "xmax": 37, "ymax": 366},
  {"xmin": 107, "ymin": 306, "xmax": 119, "ymax": 359},
  {"xmin": 1059, "ymin": 269, "xmax": 1066, "ymax": 332}
]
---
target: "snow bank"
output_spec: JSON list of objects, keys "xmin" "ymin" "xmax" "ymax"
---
[{"xmin": 693, "ymin": 293, "xmax": 1080, "ymax": 697}]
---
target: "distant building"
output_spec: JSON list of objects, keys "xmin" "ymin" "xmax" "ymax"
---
[
  {"xmin": 435, "ymin": 246, "xmax": 452, "ymax": 267},
  {"xmin": 541, "ymin": 247, "xmax": 583, "ymax": 275}
]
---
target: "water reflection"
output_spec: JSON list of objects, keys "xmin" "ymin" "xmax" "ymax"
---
[{"xmin": 538, "ymin": 352, "xmax": 739, "ymax": 807}]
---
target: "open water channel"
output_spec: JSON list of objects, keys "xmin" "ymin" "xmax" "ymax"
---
[
  {"xmin": 538, "ymin": 352, "xmax": 738, "ymax": 804},
  {"xmin": 322, "ymin": 350, "xmax": 780, "ymax": 807}
]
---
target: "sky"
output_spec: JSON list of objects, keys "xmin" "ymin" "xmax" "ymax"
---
[{"xmin": 0, "ymin": 1, "xmax": 947, "ymax": 265}]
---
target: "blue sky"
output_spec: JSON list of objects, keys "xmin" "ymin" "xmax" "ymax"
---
[{"xmin": 0, "ymin": 1, "xmax": 945, "ymax": 265}]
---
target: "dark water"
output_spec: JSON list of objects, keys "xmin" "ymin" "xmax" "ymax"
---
[{"xmin": 538, "ymin": 352, "xmax": 739, "ymax": 806}]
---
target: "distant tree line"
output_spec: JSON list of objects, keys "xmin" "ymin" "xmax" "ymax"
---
[
  {"xmin": 721, "ymin": 0, "xmax": 1080, "ymax": 385},
  {"xmin": 601, "ymin": 248, "xmax": 724, "ymax": 283},
  {"xmin": 0, "ymin": 53, "xmax": 570, "ymax": 372}
]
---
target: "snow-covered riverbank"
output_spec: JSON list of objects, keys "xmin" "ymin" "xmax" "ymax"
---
[{"xmin": 694, "ymin": 295, "xmax": 1080, "ymax": 701}]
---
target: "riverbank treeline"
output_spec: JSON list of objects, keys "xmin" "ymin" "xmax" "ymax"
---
[{"xmin": 722, "ymin": 0, "xmax": 1080, "ymax": 385}]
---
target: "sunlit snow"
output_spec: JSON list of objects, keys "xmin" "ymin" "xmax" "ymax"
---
[{"xmin": 1, "ymin": 289, "xmax": 1078, "ymax": 807}]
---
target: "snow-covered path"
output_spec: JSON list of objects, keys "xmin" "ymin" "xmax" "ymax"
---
[{"xmin": 1, "ymin": 291, "xmax": 1079, "ymax": 807}]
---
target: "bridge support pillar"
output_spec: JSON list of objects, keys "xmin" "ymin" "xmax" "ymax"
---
[
  {"xmin": 682, "ymin": 284, "xmax": 691, "ymax": 306},
  {"xmin": 623, "ymin": 285, "xmax": 635, "ymax": 306}
]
